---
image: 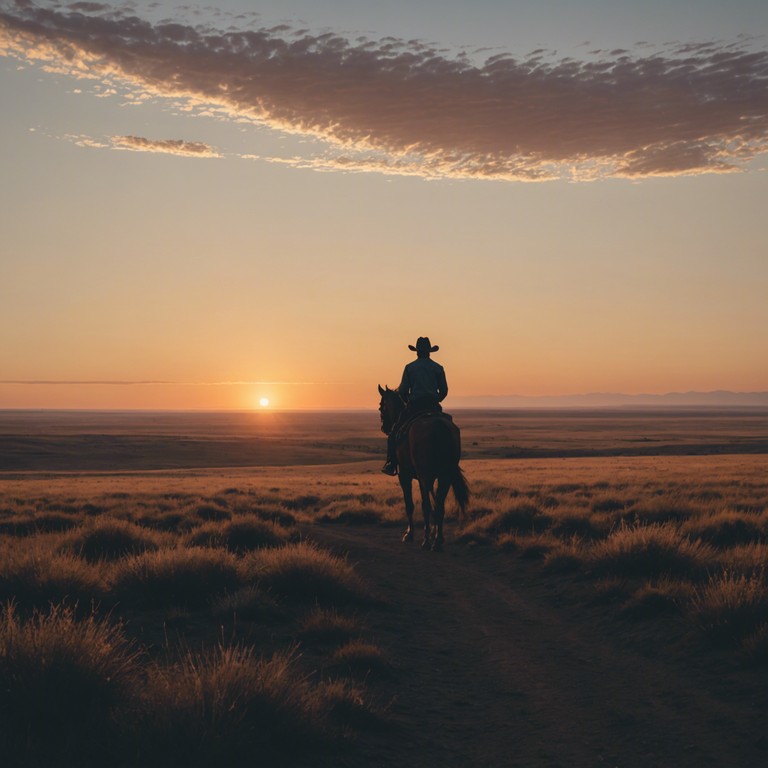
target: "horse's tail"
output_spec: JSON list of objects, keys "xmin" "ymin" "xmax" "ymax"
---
[{"xmin": 450, "ymin": 464, "xmax": 470, "ymax": 525}]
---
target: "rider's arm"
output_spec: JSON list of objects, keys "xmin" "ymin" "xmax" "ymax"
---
[
  {"xmin": 398, "ymin": 366, "xmax": 411, "ymax": 402},
  {"xmin": 437, "ymin": 366, "xmax": 448, "ymax": 401}
]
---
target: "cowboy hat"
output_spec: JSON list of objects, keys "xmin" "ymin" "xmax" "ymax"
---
[{"xmin": 408, "ymin": 337, "xmax": 439, "ymax": 353}]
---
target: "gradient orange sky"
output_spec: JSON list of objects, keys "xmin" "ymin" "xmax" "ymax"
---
[{"xmin": 1, "ymin": 1, "xmax": 767, "ymax": 409}]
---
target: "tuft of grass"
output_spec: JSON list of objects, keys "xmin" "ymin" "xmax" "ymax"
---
[
  {"xmin": 591, "ymin": 497, "xmax": 627, "ymax": 514},
  {"xmin": 0, "ymin": 602, "xmax": 139, "ymax": 763},
  {"xmin": 621, "ymin": 579, "xmax": 694, "ymax": 619},
  {"xmin": 32, "ymin": 513, "xmax": 81, "ymax": 533},
  {"xmin": 213, "ymin": 586, "xmax": 283, "ymax": 622},
  {"xmin": 61, "ymin": 518, "xmax": 162, "ymax": 562},
  {"xmin": 298, "ymin": 608, "xmax": 360, "ymax": 645},
  {"xmin": 134, "ymin": 645, "xmax": 319, "ymax": 765},
  {"xmin": 245, "ymin": 543, "xmax": 370, "ymax": 606},
  {"xmin": 195, "ymin": 504, "xmax": 231, "ymax": 522},
  {"xmin": 551, "ymin": 512, "xmax": 598, "ymax": 540},
  {"xmin": 112, "ymin": 547, "xmax": 242, "ymax": 609},
  {"xmin": 317, "ymin": 679, "xmax": 383, "ymax": 730},
  {"xmin": 689, "ymin": 571, "xmax": 768, "ymax": 647},
  {"xmin": 586, "ymin": 523, "xmax": 712, "ymax": 579},
  {"xmin": 457, "ymin": 503, "xmax": 549, "ymax": 545},
  {"xmin": 0, "ymin": 551, "xmax": 105, "ymax": 607},
  {"xmin": 330, "ymin": 640, "xmax": 389, "ymax": 677},
  {"xmin": 282, "ymin": 495, "xmax": 322, "ymax": 511},
  {"xmin": 683, "ymin": 510, "xmax": 764, "ymax": 548},
  {"xmin": 186, "ymin": 516, "xmax": 289, "ymax": 553}
]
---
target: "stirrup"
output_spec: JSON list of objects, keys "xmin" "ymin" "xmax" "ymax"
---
[{"xmin": 381, "ymin": 461, "xmax": 398, "ymax": 476}]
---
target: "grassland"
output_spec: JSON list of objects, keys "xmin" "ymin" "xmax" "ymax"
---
[{"xmin": 1, "ymin": 410, "xmax": 767, "ymax": 766}]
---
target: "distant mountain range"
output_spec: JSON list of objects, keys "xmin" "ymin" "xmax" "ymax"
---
[{"xmin": 451, "ymin": 391, "xmax": 768, "ymax": 408}]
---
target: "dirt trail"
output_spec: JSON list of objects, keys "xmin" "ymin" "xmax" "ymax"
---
[{"xmin": 308, "ymin": 522, "xmax": 767, "ymax": 768}]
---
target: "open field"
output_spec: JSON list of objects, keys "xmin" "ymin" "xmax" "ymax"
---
[
  {"xmin": 1, "ymin": 410, "xmax": 767, "ymax": 766},
  {"xmin": 2, "ymin": 408, "xmax": 768, "ymax": 471}
]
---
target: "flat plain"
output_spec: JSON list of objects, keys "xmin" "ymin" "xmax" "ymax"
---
[{"xmin": 1, "ymin": 409, "xmax": 767, "ymax": 766}]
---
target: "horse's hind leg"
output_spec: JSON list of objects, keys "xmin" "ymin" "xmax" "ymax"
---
[
  {"xmin": 399, "ymin": 475, "xmax": 415, "ymax": 543},
  {"xmin": 432, "ymin": 477, "xmax": 451, "ymax": 552},
  {"xmin": 419, "ymin": 479, "xmax": 433, "ymax": 550}
]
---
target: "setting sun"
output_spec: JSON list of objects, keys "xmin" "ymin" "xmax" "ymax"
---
[{"xmin": 259, "ymin": 397, "xmax": 270, "ymax": 408}]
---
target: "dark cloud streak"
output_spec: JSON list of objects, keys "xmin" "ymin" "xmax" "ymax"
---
[{"xmin": 1, "ymin": 1, "xmax": 767, "ymax": 180}]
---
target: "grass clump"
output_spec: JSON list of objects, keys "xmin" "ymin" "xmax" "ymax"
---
[
  {"xmin": 298, "ymin": 608, "xmax": 360, "ymax": 645},
  {"xmin": 62, "ymin": 518, "xmax": 162, "ymax": 562},
  {"xmin": 112, "ymin": 547, "xmax": 242, "ymax": 609},
  {"xmin": 213, "ymin": 586, "xmax": 283, "ymax": 622},
  {"xmin": 0, "ymin": 552, "xmax": 105, "ymax": 607},
  {"xmin": 134, "ymin": 645, "xmax": 318, "ymax": 765},
  {"xmin": 586, "ymin": 523, "xmax": 712, "ymax": 579},
  {"xmin": 194, "ymin": 504, "xmax": 231, "ymax": 522},
  {"xmin": 245, "ymin": 542, "xmax": 370, "ymax": 607},
  {"xmin": 683, "ymin": 510, "xmax": 764, "ymax": 548},
  {"xmin": 186, "ymin": 516, "xmax": 289, "ymax": 553},
  {"xmin": 689, "ymin": 571, "xmax": 768, "ymax": 647},
  {"xmin": 0, "ymin": 602, "xmax": 139, "ymax": 763},
  {"xmin": 331, "ymin": 640, "xmax": 389, "ymax": 677}
]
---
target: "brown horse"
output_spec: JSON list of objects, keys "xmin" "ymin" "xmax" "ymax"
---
[{"xmin": 378, "ymin": 385, "xmax": 469, "ymax": 551}]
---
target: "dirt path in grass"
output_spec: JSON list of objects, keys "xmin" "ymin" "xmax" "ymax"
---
[{"xmin": 308, "ymin": 520, "xmax": 767, "ymax": 768}]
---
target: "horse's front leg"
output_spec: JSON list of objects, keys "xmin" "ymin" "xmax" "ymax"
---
[
  {"xmin": 419, "ymin": 479, "xmax": 433, "ymax": 550},
  {"xmin": 399, "ymin": 474, "xmax": 415, "ymax": 543}
]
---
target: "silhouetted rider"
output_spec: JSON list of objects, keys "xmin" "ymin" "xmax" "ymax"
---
[{"xmin": 382, "ymin": 337, "xmax": 448, "ymax": 475}]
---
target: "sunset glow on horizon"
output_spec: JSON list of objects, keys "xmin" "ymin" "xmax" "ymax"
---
[{"xmin": 1, "ymin": 1, "xmax": 767, "ymax": 411}]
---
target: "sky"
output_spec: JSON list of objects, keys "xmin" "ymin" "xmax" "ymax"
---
[{"xmin": 1, "ymin": 0, "xmax": 767, "ymax": 410}]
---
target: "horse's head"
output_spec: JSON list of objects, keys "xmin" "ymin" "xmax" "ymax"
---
[{"xmin": 378, "ymin": 384, "xmax": 404, "ymax": 435}]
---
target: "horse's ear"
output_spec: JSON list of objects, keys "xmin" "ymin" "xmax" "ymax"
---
[{"xmin": 378, "ymin": 384, "xmax": 386, "ymax": 396}]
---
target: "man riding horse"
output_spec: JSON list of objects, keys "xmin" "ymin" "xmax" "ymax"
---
[{"xmin": 382, "ymin": 336, "xmax": 448, "ymax": 476}]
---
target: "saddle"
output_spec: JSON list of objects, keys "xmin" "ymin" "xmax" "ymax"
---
[{"xmin": 395, "ymin": 411, "xmax": 453, "ymax": 444}]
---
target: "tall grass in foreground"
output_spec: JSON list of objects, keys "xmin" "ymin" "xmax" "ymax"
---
[
  {"xmin": 134, "ymin": 645, "xmax": 320, "ymax": 765},
  {"xmin": 0, "ymin": 603, "xmax": 139, "ymax": 763}
]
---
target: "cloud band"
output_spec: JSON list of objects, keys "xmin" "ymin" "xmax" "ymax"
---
[{"xmin": 1, "ymin": 1, "xmax": 767, "ymax": 180}]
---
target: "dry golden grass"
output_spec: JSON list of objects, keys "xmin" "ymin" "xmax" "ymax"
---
[
  {"xmin": 298, "ymin": 607, "xmax": 361, "ymax": 645},
  {"xmin": 0, "ymin": 603, "xmax": 140, "ymax": 762},
  {"xmin": 0, "ymin": 478, "xmax": 383, "ymax": 765},
  {"xmin": 1, "ymin": 452, "xmax": 767, "ymax": 764},
  {"xmin": 134, "ymin": 645, "xmax": 320, "ymax": 765},
  {"xmin": 244, "ymin": 542, "xmax": 371, "ymax": 606}
]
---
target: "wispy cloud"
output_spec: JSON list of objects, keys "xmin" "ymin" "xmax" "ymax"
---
[
  {"xmin": 2, "ymin": 1, "xmax": 767, "ymax": 181},
  {"xmin": 111, "ymin": 135, "xmax": 220, "ymax": 157}
]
